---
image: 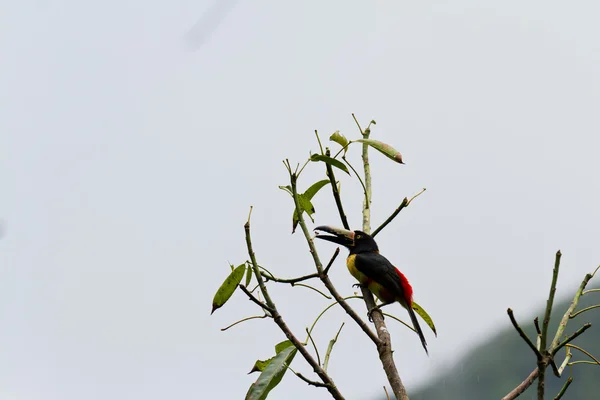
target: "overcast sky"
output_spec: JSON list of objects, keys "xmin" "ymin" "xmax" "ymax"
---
[{"xmin": 2, "ymin": 1, "xmax": 600, "ymax": 399}]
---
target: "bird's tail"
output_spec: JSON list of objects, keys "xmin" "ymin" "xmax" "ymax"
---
[{"xmin": 408, "ymin": 305, "xmax": 428, "ymax": 355}]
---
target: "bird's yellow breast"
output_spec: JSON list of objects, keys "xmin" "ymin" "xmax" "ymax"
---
[
  {"xmin": 346, "ymin": 254, "xmax": 395, "ymax": 303},
  {"xmin": 346, "ymin": 254, "xmax": 368, "ymax": 284}
]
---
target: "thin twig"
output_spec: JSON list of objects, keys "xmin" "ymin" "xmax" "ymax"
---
[
  {"xmin": 552, "ymin": 323, "xmax": 592, "ymax": 355},
  {"xmin": 382, "ymin": 312, "xmax": 416, "ymax": 333},
  {"xmin": 534, "ymin": 317, "xmax": 541, "ymax": 335},
  {"xmin": 372, "ymin": 198, "xmax": 408, "ymax": 238},
  {"xmin": 305, "ymin": 328, "xmax": 321, "ymax": 366},
  {"xmin": 570, "ymin": 304, "xmax": 600, "ymax": 318},
  {"xmin": 383, "ymin": 386, "xmax": 391, "ymax": 400},
  {"xmin": 239, "ymin": 285, "xmax": 275, "ymax": 315},
  {"xmin": 323, "ymin": 323, "xmax": 345, "ymax": 373},
  {"xmin": 568, "ymin": 360, "xmax": 600, "ymax": 366},
  {"xmin": 373, "ymin": 188, "xmax": 427, "ymax": 238},
  {"xmin": 565, "ymin": 343, "xmax": 600, "ymax": 365},
  {"xmin": 507, "ymin": 308, "xmax": 543, "ymax": 360},
  {"xmin": 325, "ymin": 148, "xmax": 350, "ymax": 230},
  {"xmin": 293, "ymin": 283, "xmax": 332, "ymax": 299},
  {"xmin": 221, "ymin": 314, "xmax": 267, "ymax": 331},
  {"xmin": 261, "ymin": 271, "xmax": 320, "ymax": 284},
  {"xmin": 324, "ymin": 248, "xmax": 340, "ymax": 275},
  {"xmin": 553, "ymin": 377, "xmax": 573, "ymax": 400},
  {"xmin": 295, "ymin": 372, "xmax": 331, "ymax": 388},
  {"xmin": 308, "ymin": 296, "xmax": 363, "ymax": 336},
  {"xmin": 342, "ymin": 156, "xmax": 369, "ymax": 209},
  {"xmin": 583, "ymin": 288, "xmax": 600, "ymax": 295}
]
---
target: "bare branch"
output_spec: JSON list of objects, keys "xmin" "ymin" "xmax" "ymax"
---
[
  {"xmin": 507, "ymin": 308, "xmax": 543, "ymax": 360},
  {"xmin": 239, "ymin": 285, "xmax": 275, "ymax": 315},
  {"xmin": 325, "ymin": 148, "xmax": 350, "ymax": 230},
  {"xmin": 552, "ymin": 323, "xmax": 592, "ymax": 355},
  {"xmin": 553, "ymin": 377, "xmax": 573, "ymax": 400},
  {"xmin": 261, "ymin": 271, "xmax": 319, "ymax": 284},
  {"xmin": 295, "ymin": 372, "xmax": 331, "ymax": 388},
  {"xmin": 293, "ymin": 283, "xmax": 332, "ymax": 299},
  {"xmin": 323, "ymin": 322, "xmax": 345, "ymax": 373},
  {"xmin": 565, "ymin": 343, "xmax": 600, "ymax": 365},
  {"xmin": 221, "ymin": 314, "xmax": 267, "ymax": 331},
  {"xmin": 570, "ymin": 304, "xmax": 600, "ymax": 319},
  {"xmin": 501, "ymin": 368, "xmax": 539, "ymax": 400}
]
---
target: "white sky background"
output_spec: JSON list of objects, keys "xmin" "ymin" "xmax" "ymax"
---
[{"xmin": 2, "ymin": 1, "xmax": 600, "ymax": 399}]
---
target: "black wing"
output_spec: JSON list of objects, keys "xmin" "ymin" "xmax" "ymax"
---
[{"xmin": 354, "ymin": 252, "xmax": 405, "ymax": 298}]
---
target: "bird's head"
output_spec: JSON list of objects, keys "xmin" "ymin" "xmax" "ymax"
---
[{"xmin": 314, "ymin": 226, "xmax": 378, "ymax": 254}]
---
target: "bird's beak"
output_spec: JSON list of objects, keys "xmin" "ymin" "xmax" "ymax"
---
[{"xmin": 314, "ymin": 226, "xmax": 355, "ymax": 248}]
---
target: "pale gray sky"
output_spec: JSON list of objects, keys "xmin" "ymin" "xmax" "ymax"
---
[{"xmin": 2, "ymin": 1, "xmax": 600, "ymax": 399}]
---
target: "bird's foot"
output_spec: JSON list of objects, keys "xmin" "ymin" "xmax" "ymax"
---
[
  {"xmin": 352, "ymin": 283, "xmax": 362, "ymax": 289},
  {"xmin": 367, "ymin": 306, "xmax": 382, "ymax": 323}
]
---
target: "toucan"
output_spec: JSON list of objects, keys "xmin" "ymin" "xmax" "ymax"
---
[{"xmin": 314, "ymin": 226, "xmax": 428, "ymax": 354}]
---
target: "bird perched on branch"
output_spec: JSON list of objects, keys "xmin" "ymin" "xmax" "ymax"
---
[{"xmin": 315, "ymin": 226, "xmax": 428, "ymax": 354}]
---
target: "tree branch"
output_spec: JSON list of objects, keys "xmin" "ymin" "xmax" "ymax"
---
[
  {"xmin": 239, "ymin": 285, "xmax": 275, "ymax": 315},
  {"xmin": 290, "ymin": 174, "xmax": 380, "ymax": 345},
  {"xmin": 551, "ymin": 323, "xmax": 592, "ymax": 355},
  {"xmin": 325, "ymin": 148, "xmax": 350, "ymax": 230},
  {"xmin": 507, "ymin": 308, "xmax": 543, "ymax": 360},
  {"xmin": 244, "ymin": 210, "xmax": 344, "ymax": 399},
  {"xmin": 553, "ymin": 377, "xmax": 573, "ymax": 400},
  {"xmin": 357, "ymin": 114, "xmax": 409, "ymax": 400},
  {"xmin": 501, "ymin": 368, "xmax": 539, "ymax": 400},
  {"xmin": 372, "ymin": 188, "xmax": 426, "ymax": 238}
]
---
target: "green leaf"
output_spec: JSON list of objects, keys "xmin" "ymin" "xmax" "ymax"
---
[
  {"xmin": 329, "ymin": 130, "xmax": 349, "ymax": 152},
  {"xmin": 293, "ymin": 180, "xmax": 331, "ymax": 233},
  {"xmin": 245, "ymin": 263, "xmax": 253, "ymax": 287},
  {"xmin": 274, "ymin": 340, "xmax": 294, "ymax": 353},
  {"xmin": 310, "ymin": 154, "xmax": 350, "ymax": 174},
  {"xmin": 303, "ymin": 179, "xmax": 330, "ymax": 200},
  {"xmin": 248, "ymin": 341, "xmax": 294, "ymax": 374},
  {"xmin": 278, "ymin": 185, "xmax": 293, "ymax": 196},
  {"xmin": 245, "ymin": 344, "xmax": 298, "ymax": 400},
  {"xmin": 211, "ymin": 264, "xmax": 246, "ymax": 314},
  {"xmin": 354, "ymin": 138, "xmax": 404, "ymax": 164},
  {"xmin": 292, "ymin": 194, "xmax": 315, "ymax": 233},
  {"xmin": 249, "ymin": 357, "xmax": 274, "ymax": 374},
  {"xmin": 412, "ymin": 301, "xmax": 437, "ymax": 336}
]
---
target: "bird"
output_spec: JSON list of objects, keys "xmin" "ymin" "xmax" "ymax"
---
[{"xmin": 314, "ymin": 225, "xmax": 428, "ymax": 354}]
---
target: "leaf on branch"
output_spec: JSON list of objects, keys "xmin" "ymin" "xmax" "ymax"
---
[
  {"xmin": 248, "ymin": 340, "xmax": 295, "ymax": 374},
  {"xmin": 211, "ymin": 264, "xmax": 246, "ymax": 314},
  {"xmin": 329, "ymin": 131, "xmax": 349, "ymax": 154},
  {"xmin": 290, "ymin": 179, "xmax": 331, "ymax": 233},
  {"xmin": 303, "ymin": 179, "xmax": 330, "ymax": 199},
  {"xmin": 245, "ymin": 262, "xmax": 253, "ymax": 287},
  {"xmin": 278, "ymin": 185, "xmax": 293, "ymax": 195},
  {"xmin": 354, "ymin": 138, "xmax": 404, "ymax": 164},
  {"xmin": 310, "ymin": 154, "xmax": 350, "ymax": 174},
  {"xmin": 246, "ymin": 341, "xmax": 298, "ymax": 400},
  {"xmin": 412, "ymin": 301, "xmax": 437, "ymax": 336}
]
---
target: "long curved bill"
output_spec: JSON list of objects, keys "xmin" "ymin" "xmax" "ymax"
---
[{"xmin": 314, "ymin": 226, "xmax": 355, "ymax": 248}]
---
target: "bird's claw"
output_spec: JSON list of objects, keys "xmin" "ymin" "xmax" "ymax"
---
[
  {"xmin": 352, "ymin": 283, "xmax": 362, "ymax": 289},
  {"xmin": 367, "ymin": 307, "xmax": 384, "ymax": 323}
]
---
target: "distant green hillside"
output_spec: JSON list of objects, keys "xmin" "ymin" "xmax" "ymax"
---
[{"xmin": 404, "ymin": 285, "xmax": 600, "ymax": 400}]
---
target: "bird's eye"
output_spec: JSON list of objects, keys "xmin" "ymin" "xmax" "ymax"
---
[{"xmin": 356, "ymin": 235, "xmax": 362, "ymax": 239}]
